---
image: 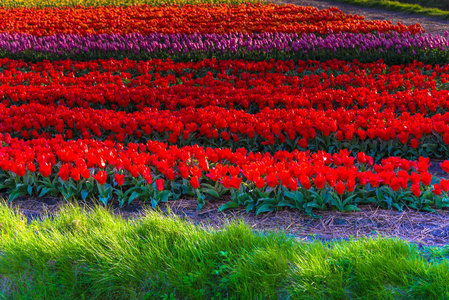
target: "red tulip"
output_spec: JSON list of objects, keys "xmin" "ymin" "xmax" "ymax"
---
[
  {"xmin": 440, "ymin": 161, "xmax": 449, "ymax": 173},
  {"xmin": 297, "ymin": 138, "xmax": 307, "ymax": 148},
  {"xmin": 433, "ymin": 183, "xmax": 442, "ymax": 196},
  {"xmin": 254, "ymin": 177, "xmax": 265, "ymax": 189},
  {"xmin": 114, "ymin": 173, "xmax": 125, "ymax": 186},
  {"xmin": 144, "ymin": 174, "xmax": 153, "ymax": 185},
  {"xmin": 440, "ymin": 179, "xmax": 449, "ymax": 192},
  {"xmin": 346, "ymin": 178, "xmax": 355, "ymax": 192},
  {"xmin": 265, "ymin": 173, "xmax": 278, "ymax": 188},
  {"xmin": 389, "ymin": 176, "xmax": 400, "ymax": 192},
  {"xmin": 313, "ymin": 174, "xmax": 326, "ymax": 189},
  {"xmin": 417, "ymin": 157, "xmax": 429, "ymax": 173},
  {"xmin": 287, "ymin": 177, "xmax": 298, "ymax": 191},
  {"xmin": 190, "ymin": 176, "xmax": 200, "ymax": 189},
  {"xmin": 368, "ymin": 173, "xmax": 380, "ymax": 188},
  {"xmin": 412, "ymin": 184, "xmax": 421, "ymax": 197},
  {"xmin": 94, "ymin": 170, "xmax": 107, "ymax": 185},
  {"xmin": 299, "ymin": 175, "xmax": 311, "ymax": 190},
  {"xmin": 156, "ymin": 179, "xmax": 164, "ymax": 191},
  {"xmin": 342, "ymin": 156, "xmax": 355, "ymax": 168},
  {"xmin": 178, "ymin": 163, "xmax": 190, "ymax": 179},
  {"xmin": 26, "ymin": 162, "xmax": 36, "ymax": 173},
  {"xmin": 420, "ymin": 172, "xmax": 432, "ymax": 186},
  {"xmin": 80, "ymin": 168, "xmax": 91, "ymax": 179},
  {"xmin": 410, "ymin": 172, "xmax": 421, "ymax": 185},
  {"xmin": 357, "ymin": 129, "xmax": 366, "ymax": 140},
  {"xmin": 335, "ymin": 181, "xmax": 345, "ymax": 195},
  {"xmin": 13, "ymin": 163, "xmax": 25, "ymax": 177},
  {"xmin": 58, "ymin": 164, "xmax": 71, "ymax": 181},
  {"xmin": 70, "ymin": 167, "xmax": 80, "ymax": 181}
]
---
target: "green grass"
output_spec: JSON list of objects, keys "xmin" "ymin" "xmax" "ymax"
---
[
  {"xmin": 398, "ymin": 0, "xmax": 449, "ymax": 11},
  {"xmin": 326, "ymin": 0, "xmax": 449, "ymax": 19},
  {"xmin": 0, "ymin": 202, "xmax": 448, "ymax": 299}
]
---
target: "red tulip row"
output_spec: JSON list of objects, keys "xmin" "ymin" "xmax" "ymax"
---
[
  {"xmin": 0, "ymin": 4, "xmax": 423, "ymax": 36},
  {"xmin": 2, "ymin": 103, "xmax": 449, "ymax": 150},
  {"xmin": 1, "ymin": 58, "xmax": 448, "ymax": 115},
  {"xmin": 1, "ymin": 71, "xmax": 447, "ymax": 114},
  {"xmin": 0, "ymin": 133, "xmax": 446, "ymax": 197},
  {"xmin": 1, "ymin": 57, "xmax": 446, "ymax": 83}
]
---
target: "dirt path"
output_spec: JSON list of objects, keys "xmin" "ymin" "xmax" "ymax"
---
[{"xmin": 276, "ymin": 0, "xmax": 449, "ymax": 34}]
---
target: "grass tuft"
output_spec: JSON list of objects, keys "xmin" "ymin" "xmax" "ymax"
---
[
  {"xmin": 0, "ymin": 200, "xmax": 448, "ymax": 299},
  {"xmin": 324, "ymin": 0, "xmax": 449, "ymax": 20}
]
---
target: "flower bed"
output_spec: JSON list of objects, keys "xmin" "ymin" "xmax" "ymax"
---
[
  {"xmin": 0, "ymin": 3, "xmax": 448, "ymax": 216},
  {"xmin": 2, "ymin": 31, "xmax": 448, "ymax": 64},
  {"xmin": 2, "ymin": 58, "xmax": 449, "ymax": 160},
  {"xmin": 0, "ymin": 4, "xmax": 422, "ymax": 36},
  {"xmin": 1, "ymin": 134, "xmax": 448, "ymax": 215}
]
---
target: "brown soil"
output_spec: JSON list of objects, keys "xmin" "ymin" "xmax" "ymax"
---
[{"xmin": 275, "ymin": 0, "xmax": 449, "ymax": 34}]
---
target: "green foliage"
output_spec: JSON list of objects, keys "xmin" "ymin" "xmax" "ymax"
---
[
  {"xmin": 0, "ymin": 202, "xmax": 448, "ymax": 299},
  {"xmin": 2, "ymin": 47, "xmax": 449, "ymax": 66},
  {"xmin": 327, "ymin": 0, "xmax": 449, "ymax": 19}
]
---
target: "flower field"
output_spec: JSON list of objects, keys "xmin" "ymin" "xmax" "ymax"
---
[{"xmin": 1, "ymin": 2, "xmax": 449, "ymax": 218}]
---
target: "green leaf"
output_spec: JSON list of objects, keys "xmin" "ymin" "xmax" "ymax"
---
[
  {"xmin": 244, "ymin": 200, "xmax": 255, "ymax": 212},
  {"xmin": 278, "ymin": 199, "xmax": 294, "ymax": 208},
  {"xmin": 27, "ymin": 185, "xmax": 33, "ymax": 196},
  {"xmin": 391, "ymin": 203, "xmax": 404, "ymax": 211},
  {"xmin": 196, "ymin": 192, "xmax": 206, "ymax": 211},
  {"xmin": 38, "ymin": 187, "xmax": 50, "ymax": 197},
  {"xmin": 157, "ymin": 190, "xmax": 171, "ymax": 202},
  {"xmin": 306, "ymin": 202, "xmax": 322, "ymax": 209},
  {"xmin": 200, "ymin": 183, "xmax": 216, "ymax": 190},
  {"xmin": 171, "ymin": 192, "xmax": 181, "ymax": 201},
  {"xmin": 218, "ymin": 201, "xmax": 239, "ymax": 211},
  {"xmin": 342, "ymin": 205, "xmax": 360, "ymax": 212},
  {"xmin": 255, "ymin": 203, "xmax": 276, "ymax": 215},
  {"xmin": 342, "ymin": 194, "xmax": 357, "ymax": 206},
  {"xmin": 284, "ymin": 191, "xmax": 296, "ymax": 199},
  {"xmin": 128, "ymin": 191, "xmax": 141, "ymax": 204},
  {"xmin": 99, "ymin": 196, "xmax": 110, "ymax": 206},
  {"xmin": 408, "ymin": 203, "xmax": 418, "ymax": 210},
  {"xmin": 203, "ymin": 189, "xmax": 220, "ymax": 199},
  {"xmin": 9, "ymin": 189, "xmax": 27, "ymax": 201},
  {"xmin": 376, "ymin": 189, "xmax": 385, "ymax": 202},
  {"xmin": 150, "ymin": 198, "xmax": 158, "ymax": 209},
  {"xmin": 420, "ymin": 205, "xmax": 436, "ymax": 212},
  {"xmin": 81, "ymin": 190, "xmax": 89, "ymax": 201},
  {"xmin": 383, "ymin": 188, "xmax": 394, "ymax": 198},
  {"xmin": 233, "ymin": 193, "xmax": 250, "ymax": 205}
]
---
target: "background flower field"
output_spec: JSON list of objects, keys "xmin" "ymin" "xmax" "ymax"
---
[{"xmin": 0, "ymin": 3, "xmax": 449, "ymax": 215}]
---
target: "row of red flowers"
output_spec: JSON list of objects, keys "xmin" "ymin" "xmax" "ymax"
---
[
  {"xmin": 0, "ymin": 67, "xmax": 445, "ymax": 114},
  {"xmin": 0, "ymin": 4, "xmax": 422, "ymax": 36},
  {"xmin": 0, "ymin": 134, "xmax": 447, "ymax": 203},
  {"xmin": 1, "ymin": 58, "xmax": 446, "ymax": 114},
  {"xmin": 3, "ymin": 103, "xmax": 449, "ymax": 150},
  {"xmin": 2, "ymin": 57, "xmax": 445, "ymax": 83}
]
